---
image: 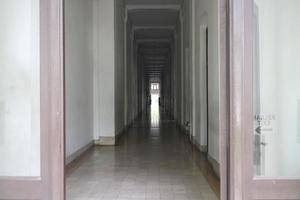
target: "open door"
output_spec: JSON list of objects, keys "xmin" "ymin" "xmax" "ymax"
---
[
  {"xmin": 0, "ymin": 0, "xmax": 64, "ymax": 199},
  {"xmin": 230, "ymin": 0, "xmax": 300, "ymax": 199}
]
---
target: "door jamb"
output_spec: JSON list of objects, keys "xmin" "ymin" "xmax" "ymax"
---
[
  {"xmin": 227, "ymin": 0, "xmax": 247, "ymax": 199},
  {"xmin": 42, "ymin": 0, "xmax": 65, "ymax": 199},
  {"xmin": 219, "ymin": 0, "xmax": 230, "ymax": 199}
]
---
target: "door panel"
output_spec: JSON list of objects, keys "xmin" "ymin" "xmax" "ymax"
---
[
  {"xmin": 0, "ymin": 0, "xmax": 64, "ymax": 199},
  {"xmin": 252, "ymin": 0, "xmax": 300, "ymax": 178},
  {"xmin": 0, "ymin": 0, "xmax": 41, "ymax": 178},
  {"xmin": 244, "ymin": 0, "xmax": 300, "ymax": 199}
]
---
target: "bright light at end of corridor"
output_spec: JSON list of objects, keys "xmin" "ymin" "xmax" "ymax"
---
[{"xmin": 151, "ymin": 94, "xmax": 159, "ymax": 126}]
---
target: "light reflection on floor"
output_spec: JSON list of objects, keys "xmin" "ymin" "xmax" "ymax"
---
[
  {"xmin": 66, "ymin": 111, "xmax": 219, "ymax": 200},
  {"xmin": 150, "ymin": 94, "xmax": 160, "ymax": 127}
]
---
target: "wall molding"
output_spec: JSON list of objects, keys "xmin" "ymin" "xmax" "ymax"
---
[
  {"xmin": 67, "ymin": 123, "xmax": 133, "ymax": 167},
  {"xmin": 94, "ymin": 120, "xmax": 134, "ymax": 146},
  {"xmin": 189, "ymin": 132, "xmax": 220, "ymax": 178},
  {"xmin": 191, "ymin": 136, "xmax": 208, "ymax": 152},
  {"xmin": 94, "ymin": 136, "xmax": 115, "ymax": 146},
  {"xmin": 208, "ymin": 154, "xmax": 220, "ymax": 178}
]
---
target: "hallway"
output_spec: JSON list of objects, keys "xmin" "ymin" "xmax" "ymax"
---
[
  {"xmin": 63, "ymin": 0, "xmax": 224, "ymax": 199},
  {"xmin": 66, "ymin": 109, "xmax": 219, "ymax": 200}
]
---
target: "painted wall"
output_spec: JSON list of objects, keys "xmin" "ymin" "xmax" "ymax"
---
[
  {"xmin": 137, "ymin": 51, "xmax": 146, "ymax": 115},
  {"xmin": 65, "ymin": 0, "xmax": 94, "ymax": 159},
  {"xmin": 162, "ymin": 53, "xmax": 173, "ymax": 115},
  {"xmin": 125, "ymin": 21, "xmax": 139, "ymax": 125},
  {"xmin": 128, "ymin": 40, "xmax": 139, "ymax": 123},
  {"xmin": 93, "ymin": 0, "xmax": 116, "ymax": 139},
  {"xmin": 174, "ymin": 18, "xmax": 183, "ymax": 125},
  {"xmin": 93, "ymin": 0, "xmax": 126, "ymax": 140},
  {"xmin": 182, "ymin": 0, "xmax": 192, "ymax": 129},
  {"xmin": 65, "ymin": 0, "xmax": 126, "ymax": 159},
  {"xmin": 115, "ymin": 0, "xmax": 126, "ymax": 135},
  {"xmin": 193, "ymin": 0, "xmax": 220, "ymax": 164},
  {"xmin": 170, "ymin": 0, "xmax": 220, "ymax": 168}
]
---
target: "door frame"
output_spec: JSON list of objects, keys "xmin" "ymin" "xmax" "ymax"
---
[
  {"xmin": 219, "ymin": 0, "xmax": 229, "ymax": 199},
  {"xmin": 43, "ymin": 0, "xmax": 65, "ymax": 198},
  {"xmin": 228, "ymin": 0, "xmax": 253, "ymax": 198},
  {"xmin": 0, "ymin": 0, "xmax": 64, "ymax": 199}
]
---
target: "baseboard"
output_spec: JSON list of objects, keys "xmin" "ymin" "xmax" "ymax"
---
[
  {"xmin": 190, "ymin": 135, "xmax": 219, "ymax": 178},
  {"xmin": 94, "ymin": 136, "xmax": 115, "ymax": 146},
  {"xmin": 176, "ymin": 121, "xmax": 187, "ymax": 133},
  {"xmin": 95, "ymin": 124, "xmax": 130, "ymax": 146},
  {"xmin": 191, "ymin": 136, "xmax": 208, "ymax": 152},
  {"xmin": 208, "ymin": 155, "xmax": 220, "ymax": 178},
  {"xmin": 199, "ymin": 145, "xmax": 208, "ymax": 152},
  {"xmin": 66, "ymin": 141, "xmax": 94, "ymax": 165}
]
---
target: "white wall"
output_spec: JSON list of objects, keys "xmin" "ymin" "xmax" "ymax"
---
[
  {"xmin": 65, "ymin": 0, "xmax": 126, "ymax": 159},
  {"xmin": 175, "ymin": 18, "xmax": 183, "ymax": 125},
  {"xmin": 93, "ymin": 0, "xmax": 116, "ymax": 139},
  {"xmin": 172, "ymin": 0, "xmax": 221, "ymax": 171},
  {"xmin": 115, "ymin": 0, "xmax": 126, "ymax": 135},
  {"xmin": 173, "ymin": 0, "xmax": 189, "ymax": 128},
  {"xmin": 125, "ymin": 21, "xmax": 139, "ymax": 125},
  {"xmin": 173, "ymin": 0, "xmax": 220, "ymax": 166},
  {"xmin": 65, "ymin": 0, "xmax": 94, "ymax": 159},
  {"xmin": 93, "ymin": 0, "xmax": 126, "ymax": 140},
  {"xmin": 0, "ymin": 0, "xmax": 40, "ymax": 176},
  {"xmin": 193, "ymin": 0, "xmax": 220, "ymax": 164},
  {"xmin": 182, "ymin": 0, "xmax": 192, "ymax": 129}
]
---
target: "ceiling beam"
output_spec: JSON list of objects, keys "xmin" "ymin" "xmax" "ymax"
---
[
  {"xmin": 127, "ymin": 4, "xmax": 181, "ymax": 12},
  {"xmin": 133, "ymin": 25, "xmax": 175, "ymax": 31},
  {"xmin": 136, "ymin": 39, "xmax": 172, "ymax": 44}
]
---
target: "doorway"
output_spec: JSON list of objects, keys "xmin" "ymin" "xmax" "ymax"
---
[{"xmin": 150, "ymin": 82, "xmax": 160, "ymax": 127}]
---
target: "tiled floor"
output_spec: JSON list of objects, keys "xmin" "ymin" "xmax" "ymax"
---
[{"xmin": 66, "ymin": 109, "xmax": 219, "ymax": 200}]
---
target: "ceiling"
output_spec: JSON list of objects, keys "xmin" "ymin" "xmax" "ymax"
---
[
  {"xmin": 126, "ymin": 0, "xmax": 182, "ymax": 6},
  {"xmin": 129, "ymin": 9, "xmax": 178, "ymax": 27},
  {"xmin": 126, "ymin": 0, "xmax": 180, "ymax": 80},
  {"xmin": 139, "ymin": 42, "xmax": 171, "ymax": 79},
  {"xmin": 135, "ymin": 29, "xmax": 173, "ymax": 40}
]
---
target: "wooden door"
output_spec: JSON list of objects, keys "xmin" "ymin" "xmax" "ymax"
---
[{"xmin": 0, "ymin": 0, "xmax": 64, "ymax": 199}]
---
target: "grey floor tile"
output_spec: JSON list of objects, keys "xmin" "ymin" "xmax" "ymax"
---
[{"xmin": 67, "ymin": 112, "xmax": 218, "ymax": 200}]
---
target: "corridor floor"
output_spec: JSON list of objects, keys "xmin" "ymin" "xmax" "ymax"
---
[{"xmin": 66, "ymin": 109, "xmax": 219, "ymax": 200}]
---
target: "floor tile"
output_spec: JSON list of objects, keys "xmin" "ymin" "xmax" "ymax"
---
[{"xmin": 67, "ymin": 111, "xmax": 219, "ymax": 200}]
